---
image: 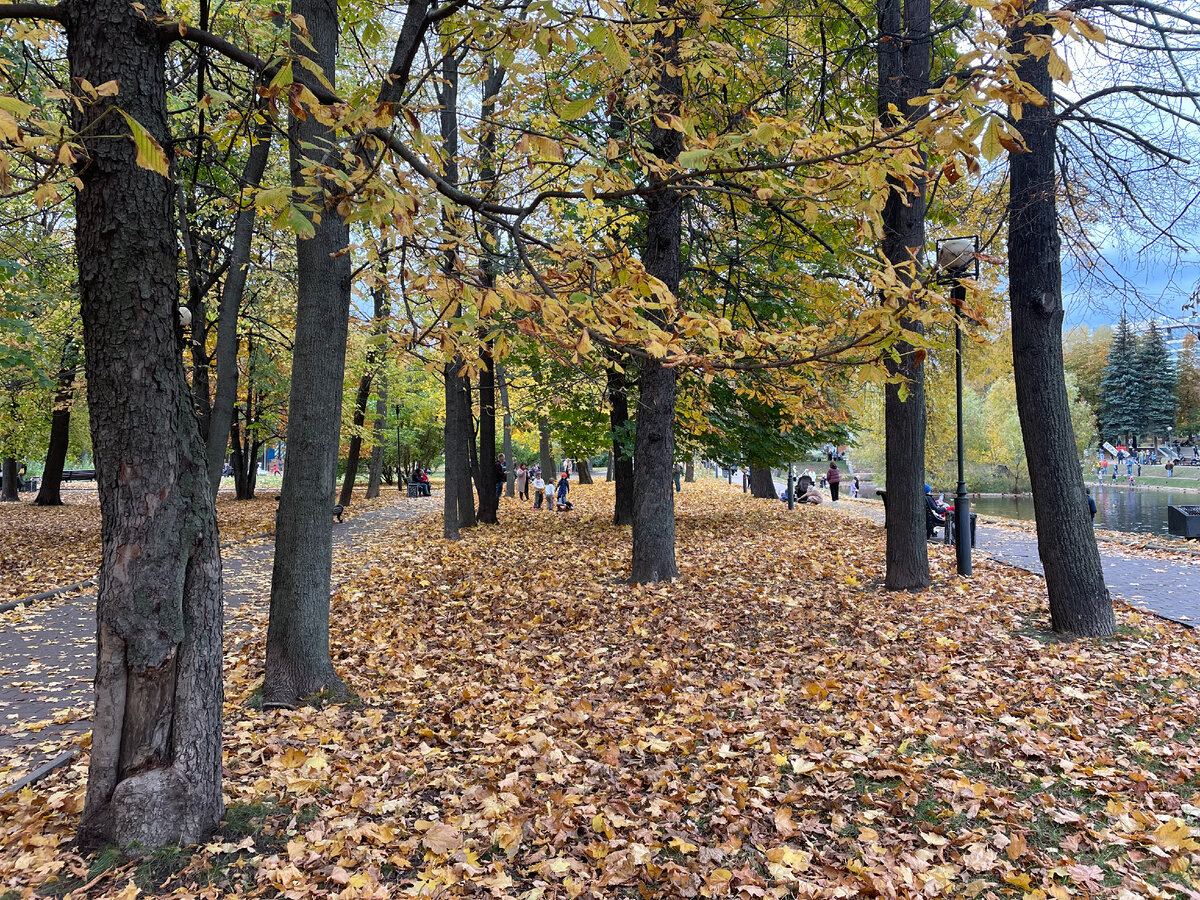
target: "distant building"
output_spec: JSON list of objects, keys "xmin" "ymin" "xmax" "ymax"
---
[{"xmin": 1124, "ymin": 315, "xmax": 1200, "ymax": 364}]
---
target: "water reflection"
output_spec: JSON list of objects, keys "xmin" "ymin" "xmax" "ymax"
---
[{"xmin": 969, "ymin": 485, "xmax": 1195, "ymax": 537}]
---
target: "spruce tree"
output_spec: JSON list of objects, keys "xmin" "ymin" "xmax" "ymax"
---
[
  {"xmin": 1137, "ymin": 320, "xmax": 1177, "ymax": 442},
  {"xmin": 1099, "ymin": 315, "xmax": 1140, "ymax": 444}
]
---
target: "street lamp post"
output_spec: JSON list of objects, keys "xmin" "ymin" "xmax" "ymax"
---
[
  {"xmin": 936, "ymin": 236, "xmax": 980, "ymax": 577},
  {"xmin": 788, "ymin": 464, "xmax": 795, "ymax": 510}
]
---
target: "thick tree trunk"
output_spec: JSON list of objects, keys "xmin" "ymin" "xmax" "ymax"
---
[
  {"xmin": 750, "ymin": 465, "xmax": 776, "ymax": 498},
  {"xmin": 498, "ymin": 362, "xmax": 515, "ymax": 497},
  {"xmin": 338, "ymin": 372, "xmax": 373, "ymax": 507},
  {"xmin": 1, "ymin": 457, "xmax": 18, "ymax": 501},
  {"xmin": 607, "ymin": 461, "xmax": 614, "ymax": 482},
  {"xmin": 878, "ymin": 0, "xmax": 931, "ymax": 590},
  {"xmin": 477, "ymin": 349, "xmax": 498, "ymax": 522},
  {"xmin": 35, "ymin": 343, "xmax": 78, "ymax": 506},
  {"xmin": 1009, "ymin": 0, "xmax": 1113, "ymax": 636},
  {"xmin": 608, "ymin": 361, "xmax": 635, "ymax": 525},
  {"xmin": 577, "ymin": 459, "xmax": 593, "ymax": 484},
  {"xmin": 264, "ymin": 0, "xmax": 351, "ymax": 709},
  {"xmin": 684, "ymin": 458, "xmax": 694, "ymax": 483},
  {"xmin": 205, "ymin": 116, "xmax": 273, "ymax": 499},
  {"xmin": 631, "ymin": 12, "xmax": 682, "ymax": 584},
  {"xmin": 66, "ymin": 0, "xmax": 223, "ymax": 851}
]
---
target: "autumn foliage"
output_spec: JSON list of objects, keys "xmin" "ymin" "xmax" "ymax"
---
[{"xmin": 2, "ymin": 482, "xmax": 1199, "ymax": 897}]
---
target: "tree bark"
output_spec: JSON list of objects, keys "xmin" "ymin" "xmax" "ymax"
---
[
  {"xmin": 1, "ymin": 457, "xmax": 18, "ymax": 501},
  {"xmin": 608, "ymin": 360, "xmax": 635, "ymax": 525},
  {"xmin": 65, "ymin": 0, "xmax": 223, "ymax": 851},
  {"xmin": 498, "ymin": 362, "xmax": 515, "ymax": 497},
  {"xmin": 750, "ymin": 465, "xmax": 776, "ymax": 498},
  {"xmin": 205, "ymin": 115, "xmax": 273, "ymax": 499},
  {"xmin": 35, "ymin": 341, "xmax": 79, "ymax": 506},
  {"xmin": 631, "ymin": 11, "xmax": 683, "ymax": 584},
  {"xmin": 577, "ymin": 458, "xmax": 594, "ymax": 484},
  {"xmin": 1009, "ymin": 0, "xmax": 1113, "ymax": 636},
  {"xmin": 338, "ymin": 371, "xmax": 373, "ymax": 507},
  {"xmin": 367, "ymin": 373, "xmax": 387, "ymax": 499},
  {"xmin": 443, "ymin": 358, "xmax": 475, "ymax": 538},
  {"xmin": 684, "ymin": 458, "xmax": 694, "ymax": 483},
  {"xmin": 264, "ymin": 0, "xmax": 351, "ymax": 709},
  {"xmin": 477, "ymin": 348, "xmax": 498, "ymax": 522},
  {"xmin": 878, "ymin": 0, "xmax": 931, "ymax": 590}
]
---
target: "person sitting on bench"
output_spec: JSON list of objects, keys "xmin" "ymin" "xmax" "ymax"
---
[{"xmin": 925, "ymin": 484, "xmax": 947, "ymax": 538}]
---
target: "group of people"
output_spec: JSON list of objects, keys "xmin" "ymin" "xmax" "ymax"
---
[
  {"xmin": 511, "ymin": 461, "xmax": 573, "ymax": 512},
  {"xmin": 780, "ymin": 462, "xmax": 858, "ymax": 504}
]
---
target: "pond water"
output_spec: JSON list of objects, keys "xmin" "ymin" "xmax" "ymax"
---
[{"xmin": 968, "ymin": 486, "xmax": 1195, "ymax": 537}]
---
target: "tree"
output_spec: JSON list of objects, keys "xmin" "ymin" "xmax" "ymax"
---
[
  {"xmin": 1136, "ymin": 320, "xmax": 1176, "ymax": 443},
  {"xmin": 0, "ymin": 0, "xmax": 227, "ymax": 850},
  {"xmin": 1099, "ymin": 315, "xmax": 1139, "ymax": 444},
  {"xmin": 1007, "ymin": 0, "xmax": 1113, "ymax": 637},
  {"xmin": 630, "ymin": 7, "xmax": 683, "ymax": 585},
  {"xmin": 1062, "ymin": 324, "xmax": 1110, "ymax": 416},
  {"xmin": 1176, "ymin": 333, "xmax": 1200, "ymax": 439},
  {"xmin": 878, "ymin": 0, "xmax": 932, "ymax": 590},
  {"xmin": 263, "ymin": 0, "xmax": 354, "ymax": 709}
]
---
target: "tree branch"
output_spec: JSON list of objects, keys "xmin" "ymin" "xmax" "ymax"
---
[{"xmin": 0, "ymin": 3, "xmax": 63, "ymax": 20}]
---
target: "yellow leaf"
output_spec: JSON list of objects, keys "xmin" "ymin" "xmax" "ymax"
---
[{"xmin": 116, "ymin": 109, "xmax": 169, "ymax": 177}]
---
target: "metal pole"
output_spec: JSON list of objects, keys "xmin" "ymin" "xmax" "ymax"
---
[
  {"xmin": 954, "ymin": 285, "xmax": 971, "ymax": 575},
  {"xmin": 787, "ymin": 464, "xmax": 795, "ymax": 510},
  {"xmin": 742, "ymin": 469, "xmax": 748, "ymax": 493}
]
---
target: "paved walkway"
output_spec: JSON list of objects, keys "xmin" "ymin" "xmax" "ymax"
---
[
  {"xmin": 812, "ymin": 494, "xmax": 1200, "ymax": 628},
  {"xmin": 0, "ymin": 494, "xmax": 436, "ymax": 787}
]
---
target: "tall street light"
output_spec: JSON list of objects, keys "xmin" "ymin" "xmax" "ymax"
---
[{"xmin": 936, "ymin": 236, "xmax": 980, "ymax": 576}]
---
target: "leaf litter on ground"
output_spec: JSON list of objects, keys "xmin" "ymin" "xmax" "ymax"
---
[{"xmin": 1, "ymin": 480, "xmax": 1198, "ymax": 899}]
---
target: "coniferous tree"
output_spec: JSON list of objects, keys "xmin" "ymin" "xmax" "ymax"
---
[
  {"xmin": 1136, "ymin": 321, "xmax": 1177, "ymax": 443},
  {"xmin": 1099, "ymin": 315, "xmax": 1140, "ymax": 444}
]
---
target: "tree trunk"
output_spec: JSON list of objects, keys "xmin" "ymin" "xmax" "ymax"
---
[
  {"xmin": 367, "ymin": 374, "xmax": 387, "ymax": 499},
  {"xmin": 338, "ymin": 371, "xmax": 373, "ymax": 507},
  {"xmin": 205, "ymin": 115, "xmax": 273, "ymax": 499},
  {"xmin": 749, "ymin": 465, "xmax": 776, "ymax": 498},
  {"xmin": 684, "ymin": 458, "xmax": 694, "ymax": 483},
  {"xmin": 1009, "ymin": 0, "xmax": 1113, "ymax": 636},
  {"xmin": 607, "ymin": 461, "xmax": 614, "ymax": 482},
  {"xmin": 577, "ymin": 458, "xmax": 594, "ymax": 484},
  {"xmin": 498, "ymin": 362, "xmax": 515, "ymax": 497},
  {"xmin": 538, "ymin": 417, "xmax": 554, "ymax": 478},
  {"xmin": 443, "ymin": 358, "xmax": 475, "ymax": 538},
  {"xmin": 631, "ymin": 11, "xmax": 682, "ymax": 584},
  {"xmin": 608, "ymin": 361, "xmax": 635, "ymax": 526},
  {"xmin": 477, "ymin": 348, "xmax": 498, "ymax": 522},
  {"xmin": 35, "ymin": 342, "xmax": 79, "ymax": 506},
  {"xmin": 264, "ymin": 0, "xmax": 351, "ymax": 709},
  {"xmin": 1, "ymin": 457, "xmax": 18, "ymax": 501},
  {"xmin": 878, "ymin": 0, "xmax": 931, "ymax": 591},
  {"xmin": 66, "ymin": 0, "xmax": 223, "ymax": 851}
]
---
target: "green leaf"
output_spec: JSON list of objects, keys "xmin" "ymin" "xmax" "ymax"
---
[
  {"xmin": 602, "ymin": 33, "xmax": 630, "ymax": 74},
  {"xmin": 559, "ymin": 96, "xmax": 597, "ymax": 121},
  {"xmin": 678, "ymin": 148, "xmax": 713, "ymax": 169},
  {"xmin": 116, "ymin": 109, "xmax": 169, "ymax": 177}
]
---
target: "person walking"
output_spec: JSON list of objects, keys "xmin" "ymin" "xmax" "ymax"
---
[
  {"xmin": 673, "ymin": 462, "xmax": 683, "ymax": 492},
  {"xmin": 1086, "ymin": 486, "xmax": 1096, "ymax": 522},
  {"xmin": 826, "ymin": 461, "xmax": 842, "ymax": 501},
  {"xmin": 515, "ymin": 464, "xmax": 529, "ymax": 501},
  {"xmin": 532, "ymin": 473, "xmax": 546, "ymax": 509}
]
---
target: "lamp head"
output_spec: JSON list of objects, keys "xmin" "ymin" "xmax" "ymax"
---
[{"xmin": 936, "ymin": 237, "xmax": 976, "ymax": 274}]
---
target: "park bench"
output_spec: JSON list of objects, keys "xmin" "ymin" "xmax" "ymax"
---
[
  {"xmin": 407, "ymin": 482, "xmax": 431, "ymax": 497},
  {"xmin": 62, "ymin": 469, "xmax": 96, "ymax": 481}
]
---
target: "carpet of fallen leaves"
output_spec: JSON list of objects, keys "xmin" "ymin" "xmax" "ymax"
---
[
  {"xmin": 0, "ymin": 489, "xmax": 395, "ymax": 605},
  {"xmin": 2, "ymin": 481, "xmax": 1199, "ymax": 900}
]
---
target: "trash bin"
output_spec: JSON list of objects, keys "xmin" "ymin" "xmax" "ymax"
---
[
  {"xmin": 944, "ymin": 511, "xmax": 978, "ymax": 547},
  {"xmin": 1167, "ymin": 505, "xmax": 1200, "ymax": 539},
  {"xmin": 407, "ymin": 482, "xmax": 421, "ymax": 498}
]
